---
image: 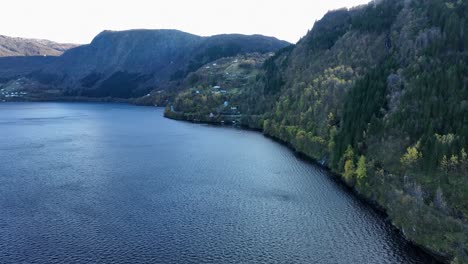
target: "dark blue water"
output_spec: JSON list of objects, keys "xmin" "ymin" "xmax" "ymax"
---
[{"xmin": 0, "ymin": 103, "xmax": 437, "ymax": 264}]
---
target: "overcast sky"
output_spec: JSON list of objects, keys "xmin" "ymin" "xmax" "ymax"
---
[{"xmin": 1, "ymin": 0, "xmax": 371, "ymax": 44}]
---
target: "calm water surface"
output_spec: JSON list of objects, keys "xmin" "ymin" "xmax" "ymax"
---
[{"xmin": 0, "ymin": 103, "xmax": 437, "ymax": 263}]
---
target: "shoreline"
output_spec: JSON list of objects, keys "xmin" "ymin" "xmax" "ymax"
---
[
  {"xmin": 164, "ymin": 111, "xmax": 449, "ymax": 264},
  {"xmin": 0, "ymin": 100, "xmax": 449, "ymax": 263}
]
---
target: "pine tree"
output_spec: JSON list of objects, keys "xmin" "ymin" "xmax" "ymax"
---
[
  {"xmin": 344, "ymin": 159, "xmax": 355, "ymax": 183},
  {"xmin": 356, "ymin": 155, "xmax": 367, "ymax": 180},
  {"xmin": 460, "ymin": 148, "xmax": 468, "ymax": 171},
  {"xmin": 441, "ymin": 155, "xmax": 449, "ymax": 174},
  {"xmin": 449, "ymin": 155, "xmax": 459, "ymax": 172},
  {"xmin": 401, "ymin": 143, "xmax": 422, "ymax": 168}
]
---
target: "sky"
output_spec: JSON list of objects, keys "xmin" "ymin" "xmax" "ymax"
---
[{"xmin": 1, "ymin": 0, "xmax": 371, "ymax": 44}]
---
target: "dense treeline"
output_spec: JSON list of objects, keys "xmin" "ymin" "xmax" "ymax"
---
[
  {"xmin": 305, "ymin": 9, "xmax": 352, "ymax": 51},
  {"xmin": 262, "ymin": 45, "xmax": 294, "ymax": 94},
  {"xmin": 252, "ymin": 0, "xmax": 468, "ymax": 262},
  {"xmin": 334, "ymin": 60, "xmax": 394, "ymax": 167},
  {"xmin": 351, "ymin": 0, "xmax": 403, "ymax": 33},
  {"xmin": 167, "ymin": 0, "xmax": 468, "ymax": 262}
]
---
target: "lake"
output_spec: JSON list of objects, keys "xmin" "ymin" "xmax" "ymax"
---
[{"xmin": 0, "ymin": 103, "xmax": 437, "ymax": 263}]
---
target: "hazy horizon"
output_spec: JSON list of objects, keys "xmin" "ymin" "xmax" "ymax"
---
[{"xmin": 2, "ymin": 0, "xmax": 371, "ymax": 44}]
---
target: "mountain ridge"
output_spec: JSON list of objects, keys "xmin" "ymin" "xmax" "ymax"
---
[
  {"xmin": 0, "ymin": 29, "xmax": 289, "ymax": 99},
  {"xmin": 0, "ymin": 34, "xmax": 78, "ymax": 57}
]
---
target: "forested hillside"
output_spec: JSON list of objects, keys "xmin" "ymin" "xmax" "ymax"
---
[
  {"xmin": 163, "ymin": 52, "xmax": 272, "ymax": 121},
  {"xmin": 166, "ymin": 0, "xmax": 468, "ymax": 262}
]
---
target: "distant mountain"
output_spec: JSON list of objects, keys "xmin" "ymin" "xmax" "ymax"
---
[
  {"xmin": 0, "ymin": 35, "xmax": 78, "ymax": 57},
  {"xmin": 0, "ymin": 29, "xmax": 288, "ymax": 99}
]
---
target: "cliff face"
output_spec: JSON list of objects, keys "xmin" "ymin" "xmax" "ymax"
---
[{"xmin": 167, "ymin": 0, "xmax": 468, "ymax": 262}]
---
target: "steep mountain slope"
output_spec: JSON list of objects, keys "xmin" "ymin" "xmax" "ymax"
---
[
  {"xmin": 0, "ymin": 35, "xmax": 78, "ymax": 57},
  {"xmin": 166, "ymin": 0, "xmax": 468, "ymax": 262},
  {"xmin": 18, "ymin": 29, "xmax": 288, "ymax": 99},
  {"xmin": 0, "ymin": 56, "xmax": 58, "ymax": 82}
]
